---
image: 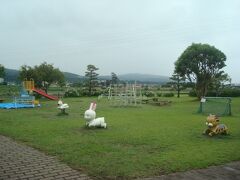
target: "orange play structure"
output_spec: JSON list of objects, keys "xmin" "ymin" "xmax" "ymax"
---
[
  {"xmin": 23, "ymin": 78, "xmax": 35, "ymax": 92},
  {"xmin": 23, "ymin": 79, "xmax": 58, "ymax": 100}
]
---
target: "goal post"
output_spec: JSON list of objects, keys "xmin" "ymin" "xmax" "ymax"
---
[{"xmin": 198, "ymin": 97, "xmax": 232, "ymax": 116}]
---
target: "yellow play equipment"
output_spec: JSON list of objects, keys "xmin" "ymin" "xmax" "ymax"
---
[
  {"xmin": 23, "ymin": 78, "xmax": 35, "ymax": 92},
  {"xmin": 204, "ymin": 114, "xmax": 228, "ymax": 136}
]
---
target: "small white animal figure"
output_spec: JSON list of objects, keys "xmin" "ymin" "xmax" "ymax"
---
[
  {"xmin": 84, "ymin": 102, "xmax": 107, "ymax": 128},
  {"xmin": 57, "ymin": 99, "xmax": 69, "ymax": 114}
]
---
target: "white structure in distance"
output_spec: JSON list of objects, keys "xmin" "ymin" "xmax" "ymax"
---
[{"xmin": 107, "ymin": 82, "xmax": 142, "ymax": 106}]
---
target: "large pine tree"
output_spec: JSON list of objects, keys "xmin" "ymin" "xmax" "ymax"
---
[{"xmin": 85, "ymin": 65, "xmax": 99, "ymax": 96}]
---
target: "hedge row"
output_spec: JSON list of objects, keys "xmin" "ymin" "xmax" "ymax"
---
[
  {"xmin": 143, "ymin": 91, "xmax": 174, "ymax": 97},
  {"xmin": 64, "ymin": 89, "xmax": 103, "ymax": 97},
  {"xmin": 189, "ymin": 88, "xmax": 240, "ymax": 97}
]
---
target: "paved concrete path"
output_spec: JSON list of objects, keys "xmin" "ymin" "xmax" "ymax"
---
[
  {"xmin": 1, "ymin": 135, "xmax": 240, "ymax": 180},
  {"xmin": 143, "ymin": 161, "xmax": 240, "ymax": 180},
  {"xmin": 0, "ymin": 135, "xmax": 91, "ymax": 180}
]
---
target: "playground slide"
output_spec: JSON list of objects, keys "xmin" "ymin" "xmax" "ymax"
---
[{"xmin": 33, "ymin": 89, "xmax": 58, "ymax": 100}]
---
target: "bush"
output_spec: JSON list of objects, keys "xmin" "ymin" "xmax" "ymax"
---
[
  {"xmin": 156, "ymin": 92, "xmax": 162, "ymax": 97},
  {"xmin": 143, "ymin": 91, "xmax": 155, "ymax": 97},
  {"xmin": 218, "ymin": 88, "xmax": 240, "ymax": 97},
  {"xmin": 75, "ymin": 88, "xmax": 106, "ymax": 97},
  {"xmin": 162, "ymin": 92, "xmax": 174, "ymax": 97},
  {"xmin": 152, "ymin": 97, "xmax": 159, "ymax": 102},
  {"xmin": 77, "ymin": 89, "xmax": 89, "ymax": 97},
  {"xmin": 91, "ymin": 90, "xmax": 103, "ymax": 97},
  {"xmin": 189, "ymin": 90, "xmax": 197, "ymax": 97},
  {"xmin": 189, "ymin": 88, "xmax": 240, "ymax": 97},
  {"xmin": 0, "ymin": 82, "xmax": 7, "ymax": 85},
  {"xmin": 64, "ymin": 89, "xmax": 79, "ymax": 97}
]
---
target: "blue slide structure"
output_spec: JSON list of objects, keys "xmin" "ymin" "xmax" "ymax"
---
[
  {"xmin": 0, "ymin": 103, "xmax": 36, "ymax": 109},
  {"xmin": 0, "ymin": 90, "xmax": 41, "ymax": 109}
]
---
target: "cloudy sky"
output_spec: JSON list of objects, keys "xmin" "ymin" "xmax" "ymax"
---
[{"xmin": 0, "ymin": 0, "xmax": 239, "ymax": 82}]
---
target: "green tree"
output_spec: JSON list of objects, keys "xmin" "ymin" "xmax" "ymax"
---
[
  {"xmin": 85, "ymin": 64, "xmax": 99, "ymax": 96},
  {"xmin": 19, "ymin": 62, "xmax": 65, "ymax": 93},
  {"xmin": 34, "ymin": 62, "xmax": 65, "ymax": 92},
  {"xmin": 170, "ymin": 73, "xmax": 185, "ymax": 98},
  {"xmin": 0, "ymin": 64, "xmax": 5, "ymax": 78},
  {"xmin": 19, "ymin": 65, "xmax": 37, "ymax": 81},
  {"xmin": 175, "ymin": 43, "xmax": 226, "ymax": 99},
  {"xmin": 111, "ymin": 72, "xmax": 119, "ymax": 85}
]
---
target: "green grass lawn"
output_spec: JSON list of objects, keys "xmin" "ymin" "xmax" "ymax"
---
[{"xmin": 0, "ymin": 96, "xmax": 240, "ymax": 179}]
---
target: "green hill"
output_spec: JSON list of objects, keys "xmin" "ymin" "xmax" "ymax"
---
[{"xmin": 5, "ymin": 68, "xmax": 19, "ymax": 82}]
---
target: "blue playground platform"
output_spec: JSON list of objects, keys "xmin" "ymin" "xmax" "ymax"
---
[{"xmin": 0, "ymin": 103, "xmax": 37, "ymax": 109}]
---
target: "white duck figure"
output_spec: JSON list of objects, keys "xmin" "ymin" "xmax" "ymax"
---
[
  {"xmin": 57, "ymin": 99, "xmax": 69, "ymax": 114},
  {"xmin": 84, "ymin": 102, "xmax": 107, "ymax": 128}
]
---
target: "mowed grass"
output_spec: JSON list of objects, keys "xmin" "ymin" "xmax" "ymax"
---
[{"xmin": 0, "ymin": 96, "xmax": 240, "ymax": 179}]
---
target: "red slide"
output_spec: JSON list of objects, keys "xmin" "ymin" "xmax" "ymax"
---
[{"xmin": 33, "ymin": 89, "xmax": 58, "ymax": 100}]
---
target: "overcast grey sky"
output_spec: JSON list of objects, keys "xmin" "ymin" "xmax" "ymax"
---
[{"xmin": 0, "ymin": 0, "xmax": 240, "ymax": 82}]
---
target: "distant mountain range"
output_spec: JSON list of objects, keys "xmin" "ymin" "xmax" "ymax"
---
[
  {"xmin": 5, "ymin": 68, "xmax": 19, "ymax": 82},
  {"xmin": 62, "ymin": 72, "xmax": 84, "ymax": 83},
  {"xmin": 4, "ymin": 68, "xmax": 169, "ymax": 84},
  {"xmin": 118, "ymin": 73, "xmax": 169, "ymax": 83},
  {"xmin": 99, "ymin": 73, "xmax": 169, "ymax": 83}
]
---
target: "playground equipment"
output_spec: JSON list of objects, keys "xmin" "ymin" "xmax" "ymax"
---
[
  {"xmin": 107, "ymin": 83, "xmax": 143, "ymax": 107},
  {"xmin": 23, "ymin": 79, "xmax": 58, "ymax": 100},
  {"xmin": 33, "ymin": 89, "xmax": 58, "ymax": 100},
  {"xmin": 0, "ymin": 78, "xmax": 58, "ymax": 109},
  {"xmin": 0, "ymin": 90, "xmax": 40, "ymax": 109},
  {"xmin": 198, "ymin": 97, "xmax": 232, "ymax": 116},
  {"xmin": 84, "ymin": 102, "xmax": 107, "ymax": 128},
  {"xmin": 0, "ymin": 102, "xmax": 36, "ymax": 109},
  {"xmin": 57, "ymin": 99, "xmax": 69, "ymax": 115},
  {"xmin": 23, "ymin": 79, "xmax": 35, "ymax": 92},
  {"xmin": 203, "ymin": 114, "xmax": 228, "ymax": 136},
  {"xmin": 0, "ymin": 79, "xmax": 43, "ymax": 109}
]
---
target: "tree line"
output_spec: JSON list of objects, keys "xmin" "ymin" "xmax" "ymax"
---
[
  {"xmin": 0, "ymin": 43, "xmax": 231, "ymax": 98},
  {"xmin": 0, "ymin": 62, "xmax": 119, "ymax": 96}
]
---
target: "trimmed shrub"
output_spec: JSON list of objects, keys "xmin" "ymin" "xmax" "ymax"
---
[
  {"xmin": 77, "ymin": 89, "xmax": 88, "ymax": 97},
  {"xmin": 64, "ymin": 89, "xmax": 79, "ymax": 97},
  {"xmin": 152, "ymin": 97, "xmax": 158, "ymax": 102},
  {"xmin": 143, "ymin": 91, "xmax": 155, "ymax": 97},
  {"xmin": 218, "ymin": 88, "xmax": 240, "ymax": 97},
  {"xmin": 189, "ymin": 90, "xmax": 197, "ymax": 97},
  {"xmin": 91, "ymin": 91, "xmax": 103, "ymax": 97},
  {"xmin": 156, "ymin": 92, "xmax": 162, "ymax": 97},
  {"xmin": 189, "ymin": 88, "xmax": 240, "ymax": 97}
]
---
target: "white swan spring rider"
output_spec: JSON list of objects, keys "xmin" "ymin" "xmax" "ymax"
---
[
  {"xmin": 84, "ymin": 102, "xmax": 107, "ymax": 128},
  {"xmin": 57, "ymin": 99, "xmax": 69, "ymax": 114}
]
